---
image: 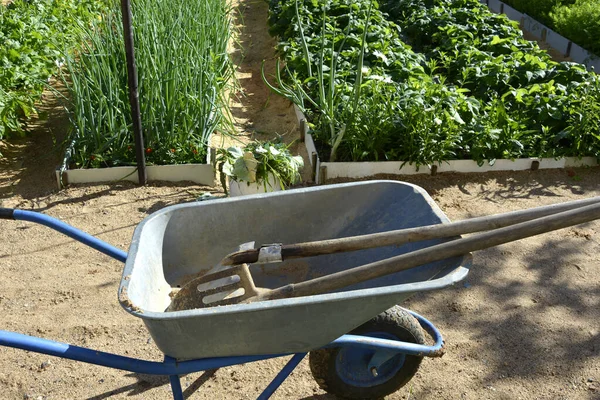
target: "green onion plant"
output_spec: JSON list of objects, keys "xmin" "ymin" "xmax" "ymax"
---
[{"xmin": 63, "ymin": 0, "xmax": 235, "ymax": 168}]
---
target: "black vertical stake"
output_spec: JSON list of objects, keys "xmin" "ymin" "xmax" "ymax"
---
[
  {"xmin": 120, "ymin": 0, "xmax": 147, "ymax": 185},
  {"xmin": 565, "ymin": 41, "xmax": 572, "ymax": 58}
]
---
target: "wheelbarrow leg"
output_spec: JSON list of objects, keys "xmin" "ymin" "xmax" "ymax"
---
[
  {"xmin": 164, "ymin": 356, "xmax": 184, "ymax": 400},
  {"xmin": 257, "ymin": 353, "xmax": 307, "ymax": 400},
  {"xmin": 169, "ymin": 374, "xmax": 184, "ymax": 400}
]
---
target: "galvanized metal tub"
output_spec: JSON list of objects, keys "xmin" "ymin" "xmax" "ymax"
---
[{"xmin": 119, "ymin": 180, "xmax": 471, "ymax": 360}]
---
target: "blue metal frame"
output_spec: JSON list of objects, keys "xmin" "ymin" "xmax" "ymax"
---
[
  {"xmin": 0, "ymin": 311, "xmax": 442, "ymax": 399},
  {"xmin": 327, "ymin": 310, "xmax": 445, "ymax": 357},
  {"xmin": 0, "ymin": 209, "xmax": 445, "ymax": 399},
  {"xmin": 9, "ymin": 209, "xmax": 128, "ymax": 263}
]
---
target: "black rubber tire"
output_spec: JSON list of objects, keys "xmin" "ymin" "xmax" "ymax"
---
[{"xmin": 309, "ymin": 306, "xmax": 426, "ymax": 399}]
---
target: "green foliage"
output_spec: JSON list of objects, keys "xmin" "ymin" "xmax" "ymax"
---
[
  {"xmin": 502, "ymin": 0, "xmax": 575, "ymax": 28},
  {"xmin": 266, "ymin": 0, "xmax": 457, "ymax": 163},
  {"xmin": 0, "ymin": 0, "xmax": 107, "ymax": 141},
  {"xmin": 216, "ymin": 141, "xmax": 304, "ymax": 194},
  {"xmin": 384, "ymin": 0, "xmax": 600, "ymax": 160},
  {"xmin": 265, "ymin": 0, "xmax": 600, "ymax": 165},
  {"xmin": 551, "ymin": 0, "xmax": 600, "ymax": 55},
  {"xmin": 503, "ymin": 0, "xmax": 600, "ymax": 56},
  {"xmin": 64, "ymin": 0, "xmax": 235, "ymax": 168}
]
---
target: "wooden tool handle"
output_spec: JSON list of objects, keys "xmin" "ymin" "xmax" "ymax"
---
[
  {"xmin": 221, "ymin": 196, "xmax": 600, "ymax": 266},
  {"xmin": 261, "ymin": 201, "xmax": 600, "ymax": 301}
]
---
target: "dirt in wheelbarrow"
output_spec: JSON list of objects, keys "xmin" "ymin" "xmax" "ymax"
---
[{"xmin": 1, "ymin": 2, "xmax": 600, "ymax": 400}]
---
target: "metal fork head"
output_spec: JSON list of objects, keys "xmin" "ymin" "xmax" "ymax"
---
[{"xmin": 167, "ymin": 264, "xmax": 260, "ymax": 311}]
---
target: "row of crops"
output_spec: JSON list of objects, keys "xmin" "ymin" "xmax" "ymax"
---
[
  {"xmin": 1, "ymin": 0, "xmax": 234, "ymax": 168},
  {"xmin": 65, "ymin": 0, "xmax": 233, "ymax": 168},
  {"xmin": 0, "ymin": 0, "xmax": 107, "ymax": 141},
  {"xmin": 266, "ymin": 0, "xmax": 600, "ymax": 164},
  {"xmin": 3, "ymin": 0, "xmax": 600, "ymax": 171},
  {"xmin": 503, "ymin": 0, "xmax": 600, "ymax": 55}
]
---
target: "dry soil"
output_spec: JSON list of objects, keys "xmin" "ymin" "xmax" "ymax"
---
[{"xmin": 0, "ymin": 1, "xmax": 599, "ymax": 399}]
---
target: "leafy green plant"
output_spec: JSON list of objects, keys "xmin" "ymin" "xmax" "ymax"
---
[
  {"xmin": 264, "ymin": 0, "xmax": 375, "ymax": 162},
  {"xmin": 266, "ymin": 0, "xmax": 448, "ymax": 163},
  {"xmin": 216, "ymin": 141, "xmax": 304, "ymax": 194},
  {"xmin": 551, "ymin": 0, "xmax": 600, "ymax": 55},
  {"xmin": 502, "ymin": 0, "xmax": 576, "ymax": 28},
  {"xmin": 493, "ymin": 0, "xmax": 600, "ymax": 57},
  {"xmin": 0, "ymin": 0, "xmax": 107, "ymax": 142},
  {"xmin": 265, "ymin": 0, "xmax": 600, "ymax": 165},
  {"xmin": 382, "ymin": 0, "xmax": 600, "ymax": 160}
]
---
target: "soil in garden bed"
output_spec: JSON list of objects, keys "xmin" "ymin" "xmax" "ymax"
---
[{"xmin": 0, "ymin": 79, "xmax": 70, "ymax": 204}]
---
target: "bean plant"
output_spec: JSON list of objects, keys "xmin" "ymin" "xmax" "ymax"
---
[{"xmin": 265, "ymin": 0, "xmax": 600, "ymax": 165}]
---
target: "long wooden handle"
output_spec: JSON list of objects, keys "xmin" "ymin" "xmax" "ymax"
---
[
  {"xmin": 261, "ymin": 200, "xmax": 600, "ymax": 301},
  {"xmin": 222, "ymin": 196, "xmax": 600, "ymax": 266}
]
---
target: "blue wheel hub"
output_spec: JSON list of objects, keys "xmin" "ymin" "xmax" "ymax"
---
[{"xmin": 335, "ymin": 332, "xmax": 406, "ymax": 387}]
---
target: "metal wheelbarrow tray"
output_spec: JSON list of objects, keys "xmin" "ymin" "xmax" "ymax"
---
[
  {"xmin": 120, "ymin": 180, "xmax": 471, "ymax": 360},
  {"xmin": 0, "ymin": 180, "xmax": 468, "ymax": 400}
]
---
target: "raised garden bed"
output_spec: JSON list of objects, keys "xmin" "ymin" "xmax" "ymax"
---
[
  {"xmin": 52, "ymin": 0, "xmax": 233, "ymax": 186},
  {"xmin": 297, "ymin": 105, "xmax": 598, "ymax": 183},
  {"xmin": 483, "ymin": 0, "xmax": 600, "ymax": 70},
  {"xmin": 266, "ymin": 0, "xmax": 600, "ymax": 181}
]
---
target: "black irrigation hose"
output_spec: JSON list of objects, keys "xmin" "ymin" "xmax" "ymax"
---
[{"xmin": 0, "ymin": 208, "xmax": 15, "ymax": 220}]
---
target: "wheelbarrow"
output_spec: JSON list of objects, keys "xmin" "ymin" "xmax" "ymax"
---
[{"xmin": 0, "ymin": 180, "xmax": 595, "ymax": 399}]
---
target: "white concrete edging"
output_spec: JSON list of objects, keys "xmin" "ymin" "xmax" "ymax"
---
[
  {"xmin": 56, "ymin": 145, "xmax": 215, "ymax": 189},
  {"xmin": 484, "ymin": 0, "xmax": 600, "ymax": 71},
  {"xmin": 55, "ymin": 164, "xmax": 215, "ymax": 189},
  {"xmin": 502, "ymin": 3, "xmax": 522, "ymax": 22},
  {"xmin": 294, "ymin": 106, "xmax": 598, "ymax": 184},
  {"xmin": 319, "ymin": 157, "xmax": 597, "ymax": 181}
]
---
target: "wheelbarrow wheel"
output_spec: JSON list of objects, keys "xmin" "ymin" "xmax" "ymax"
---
[{"xmin": 309, "ymin": 306, "xmax": 425, "ymax": 399}]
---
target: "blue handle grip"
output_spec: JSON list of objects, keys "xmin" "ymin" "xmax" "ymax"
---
[{"xmin": 2, "ymin": 208, "xmax": 128, "ymax": 263}]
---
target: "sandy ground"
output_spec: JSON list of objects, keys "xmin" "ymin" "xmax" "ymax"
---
[
  {"xmin": 2, "ymin": 145, "xmax": 600, "ymax": 400},
  {"xmin": 212, "ymin": 0, "xmax": 307, "ymax": 163},
  {"xmin": 1, "ymin": 1, "xmax": 600, "ymax": 400}
]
